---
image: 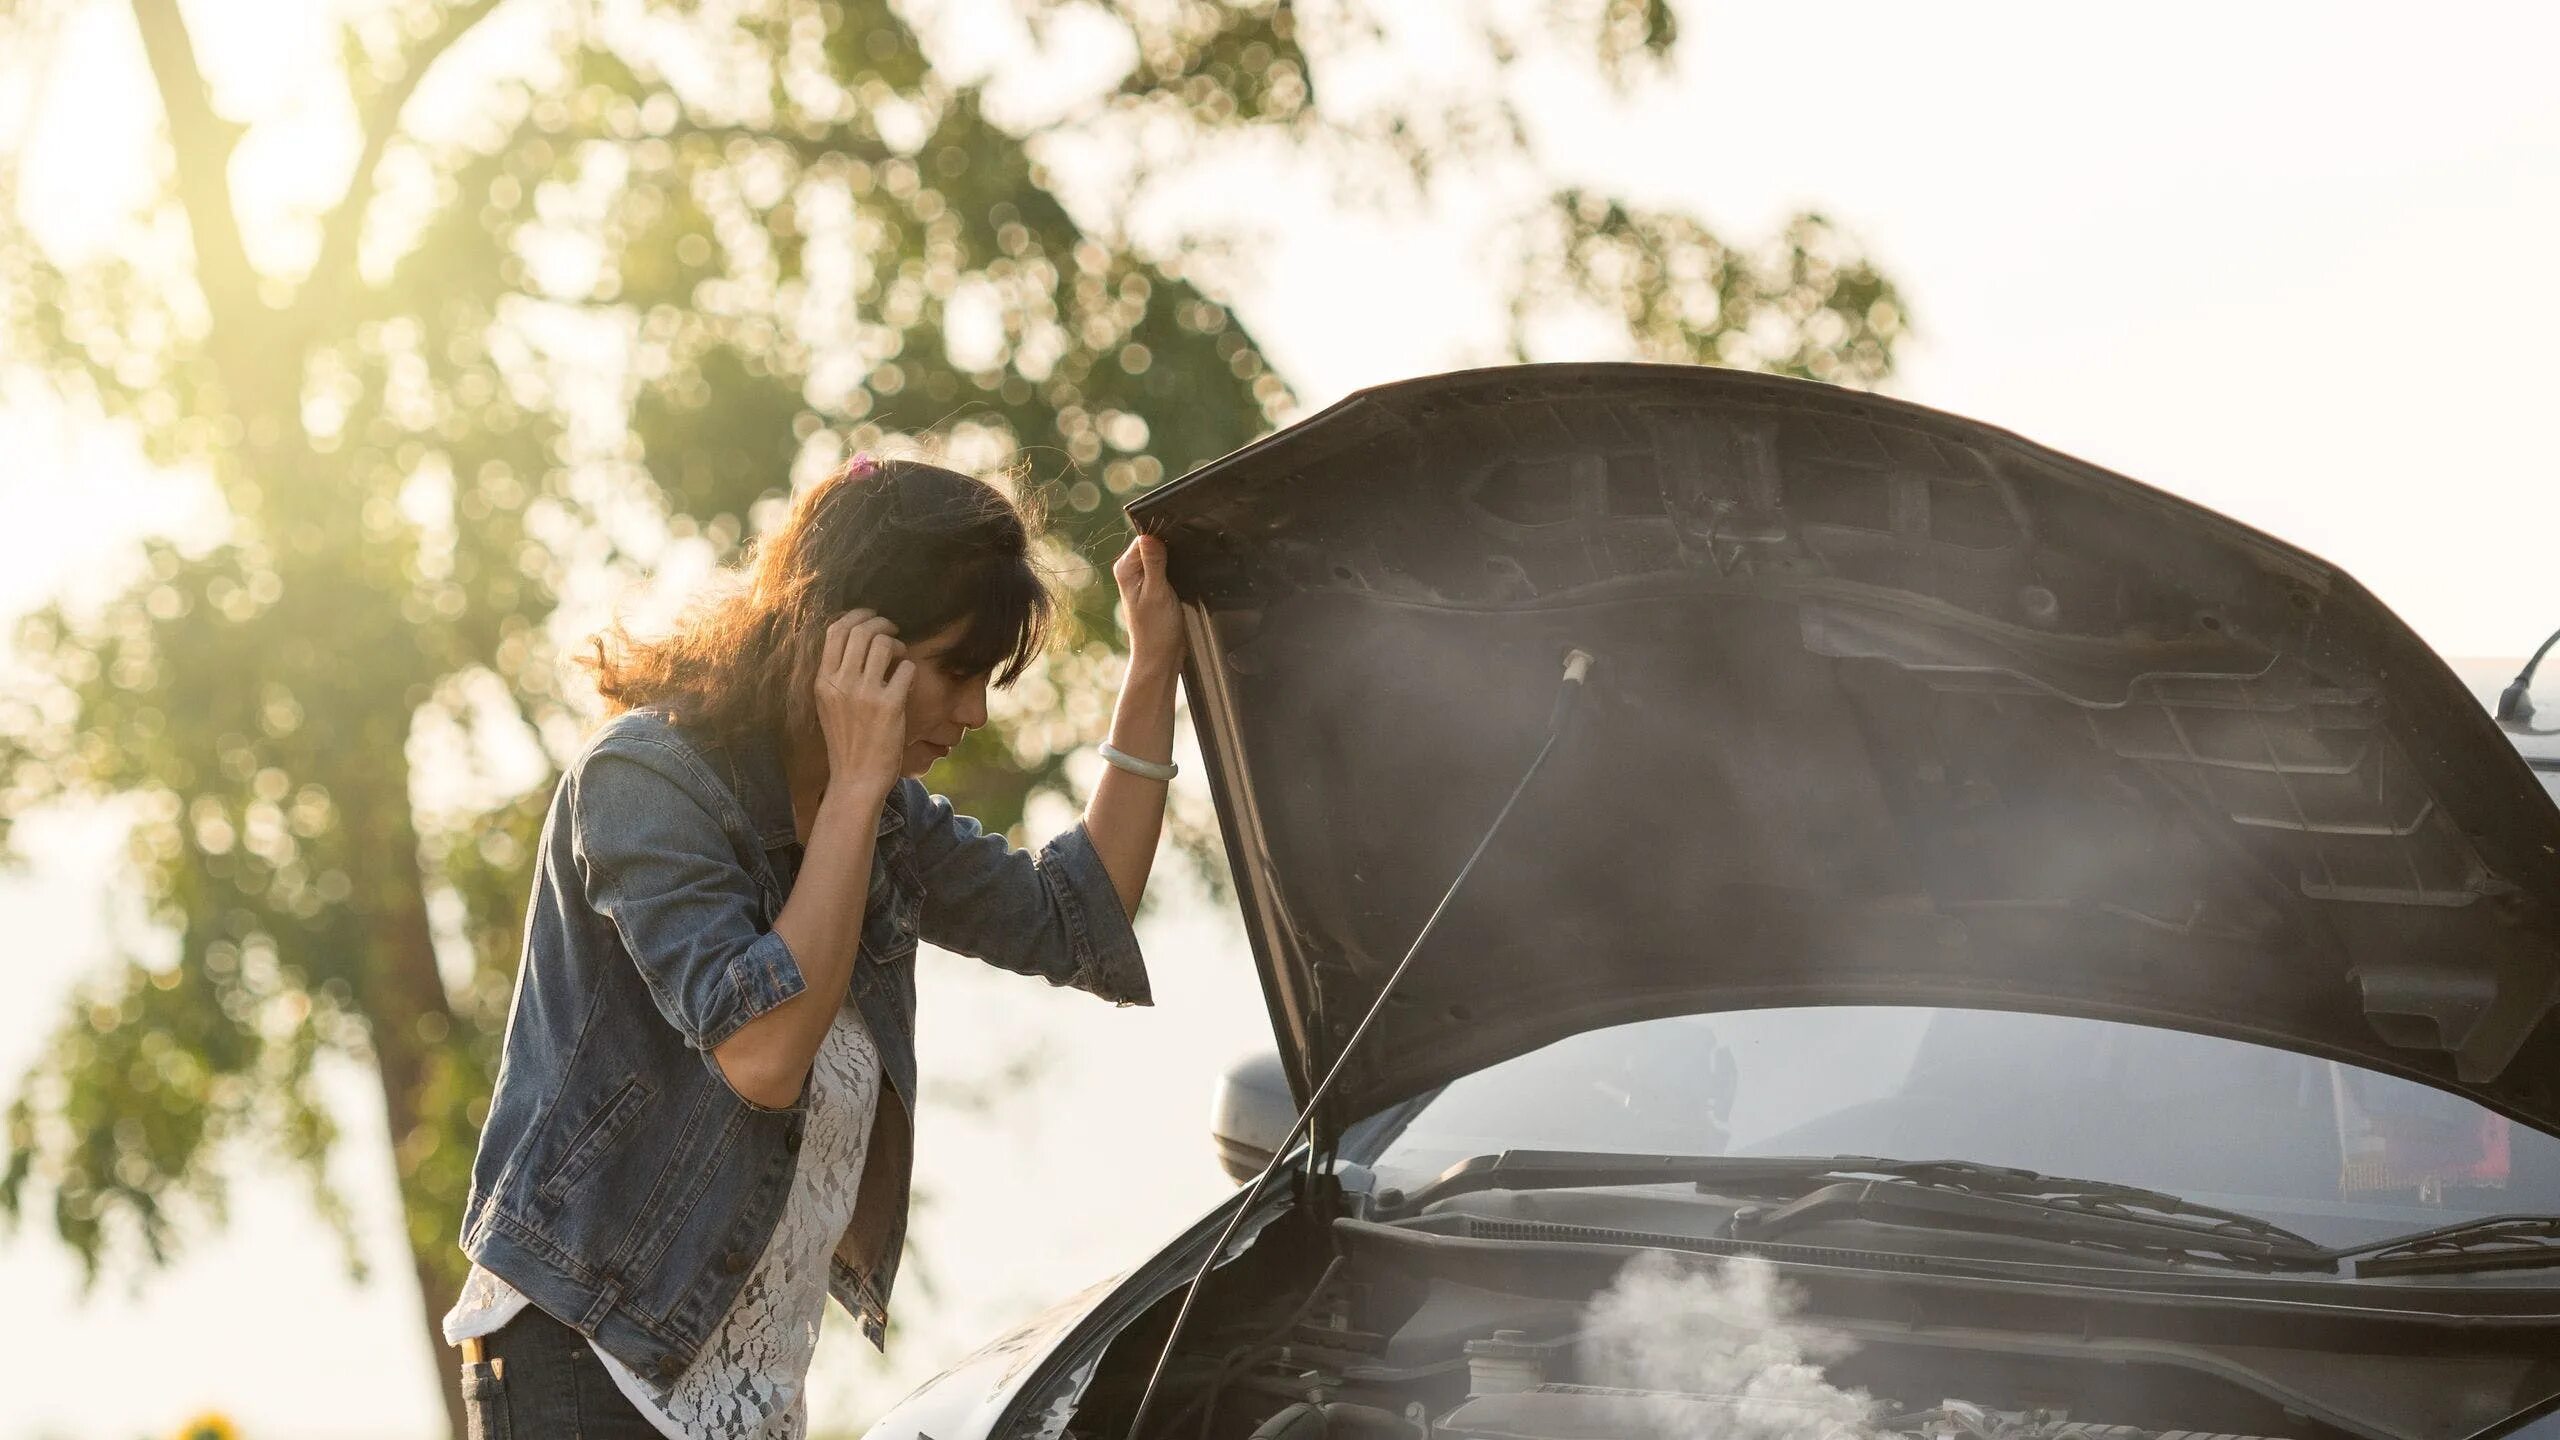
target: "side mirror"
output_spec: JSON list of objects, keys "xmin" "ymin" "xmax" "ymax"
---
[
  {"xmin": 1209, "ymin": 1048, "xmax": 1295, "ymax": 1184},
  {"xmin": 2498, "ymin": 628, "xmax": 2560, "ymax": 734}
]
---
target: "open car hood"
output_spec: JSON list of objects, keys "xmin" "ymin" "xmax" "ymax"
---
[{"xmin": 1128, "ymin": 365, "xmax": 2560, "ymax": 1142}]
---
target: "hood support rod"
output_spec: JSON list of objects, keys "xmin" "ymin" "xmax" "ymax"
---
[{"xmin": 1125, "ymin": 648, "xmax": 1597, "ymax": 1440}]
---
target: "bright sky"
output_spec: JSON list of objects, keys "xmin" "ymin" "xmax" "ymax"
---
[{"xmin": 3, "ymin": 2, "xmax": 2558, "ymax": 1437}]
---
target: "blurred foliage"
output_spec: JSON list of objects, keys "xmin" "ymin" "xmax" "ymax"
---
[{"xmin": 0, "ymin": 0, "xmax": 1902, "ymax": 1433}]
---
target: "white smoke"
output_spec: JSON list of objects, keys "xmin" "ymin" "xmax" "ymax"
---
[{"xmin": 1577, "ymin": 1251, "xmax": 1878, "ymax": 1440}]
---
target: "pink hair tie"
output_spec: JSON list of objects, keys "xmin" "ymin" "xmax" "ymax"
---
[{"xmin": 847, "ymin": 452, "xmax": 881, "ymax": 478}]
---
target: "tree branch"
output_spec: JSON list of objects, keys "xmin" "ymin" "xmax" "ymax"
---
[
  {"xmin": 302, "ymin": 0, "xmax": 506, "ymax": 321},
  {"xmin": 127, "ymin": 0, "xmax": 261, "ymax": 336}
]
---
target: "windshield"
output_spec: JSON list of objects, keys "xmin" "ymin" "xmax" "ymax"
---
[{"xmin": 1358, "ymin": 1006, "xmax": 2560, "ymax": 1255}]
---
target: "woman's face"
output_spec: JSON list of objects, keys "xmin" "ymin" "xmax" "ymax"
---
[{"xmin": 897, "ymin": 620, "xmax": 994, "ymax": 776}]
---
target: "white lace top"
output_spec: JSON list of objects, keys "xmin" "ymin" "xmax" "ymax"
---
[{"xmin": 443, "ymin": 1007, "xmax": 882, "ymax": 1440}]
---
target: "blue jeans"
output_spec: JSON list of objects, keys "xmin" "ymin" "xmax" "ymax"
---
[{"xmin": 461, "ymin": 1304, "xmax": 665, "ymax": 1440}]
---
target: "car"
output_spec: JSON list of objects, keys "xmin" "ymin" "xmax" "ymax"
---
[{"xmin": 863, "ymin": 364, "xmax": 2560, "ymax": 1440}]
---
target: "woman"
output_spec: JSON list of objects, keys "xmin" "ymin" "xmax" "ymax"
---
[{"xmin": 440, "ymin": 454, "xmax": 1185, "ymax": 1438}]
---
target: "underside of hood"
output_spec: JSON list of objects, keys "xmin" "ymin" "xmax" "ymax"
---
[{"xmin": 1127, "ymin": 365, "xmax": 2560, "ymax": 1141}]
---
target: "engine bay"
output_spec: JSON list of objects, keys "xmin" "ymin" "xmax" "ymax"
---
[
  {"xmin": 1039, "ymin": 1211, "xmax": 2560, "ymax": 1440},
  {"xmin": 1432, "ymin": 1387, "xmax": 2295, "ymax": 1440},
  {"xmin": 1127, "ymin": 1273, "xmax": 2321, "ymax": 1440}
]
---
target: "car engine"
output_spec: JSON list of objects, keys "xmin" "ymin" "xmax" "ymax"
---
[
  {"xmin": 1074, "ymin": 1233, "xmax": 2351, "ymax": 1440},
  {"xmin": 1206, "ymin": 1335, "xmax": 2306, "ymax": 1440},
  {"xmin": 1017, "ymin": 1195, "xmax": 2560, "ymax": 1440},
  {"xmin": 1431, "ymin": 1385, "xmax": 2291, "ymax": 1440}
]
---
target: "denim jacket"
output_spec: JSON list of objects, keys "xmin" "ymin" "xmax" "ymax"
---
[{"xmin": 455, "ymin": 707, "xmax": 1150, "ymax": 1396}]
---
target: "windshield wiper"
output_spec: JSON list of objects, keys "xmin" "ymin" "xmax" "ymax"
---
[
  {"xmin": 2341, "ymin": 1215, "xmax": 2560, "ymax": 1278},
  {"xmin": 1375, "ymin": 1150, "xmax": 2330, "ymax": 1269},
  {"xmin": 1731, "ymin": 1171, "xmax": 2331, "ymax": 1270},
  {"xmin": 1372, "ymin": 1149, "xmax": 1845, "ymax": 1215}
]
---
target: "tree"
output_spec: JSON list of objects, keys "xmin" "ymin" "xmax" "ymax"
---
[{"xmin": 0, "ymin": 0, "xmax": 1905, "ymax": 1432}]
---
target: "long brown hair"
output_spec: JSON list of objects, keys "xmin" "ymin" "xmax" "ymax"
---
[{"xmin": 583, "ymin": 456, "xmax": 1055, "ymax": 749}]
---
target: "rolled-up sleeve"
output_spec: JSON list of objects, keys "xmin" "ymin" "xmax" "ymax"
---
[
  {"xmin": 571, "ymin": 740, "xmax": 808, "ymax": 1052},
  {"xmin": 905, "ymin": 783, "xmax": 1151, "ymax": 1006}
]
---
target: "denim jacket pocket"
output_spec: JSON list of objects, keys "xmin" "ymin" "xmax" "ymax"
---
[
  {"xmin": 861, "ymin": 860, "xmax": 924, "ymax": 966},
  {"xmin": 534, "ymin": 1073, "xmax": 655, "ymax": 1206}
]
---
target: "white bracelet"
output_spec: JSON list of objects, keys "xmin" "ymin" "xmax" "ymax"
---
[{"xmin": 1098, "ymin": 742, "xmax": 1178, "ymax": 782}]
